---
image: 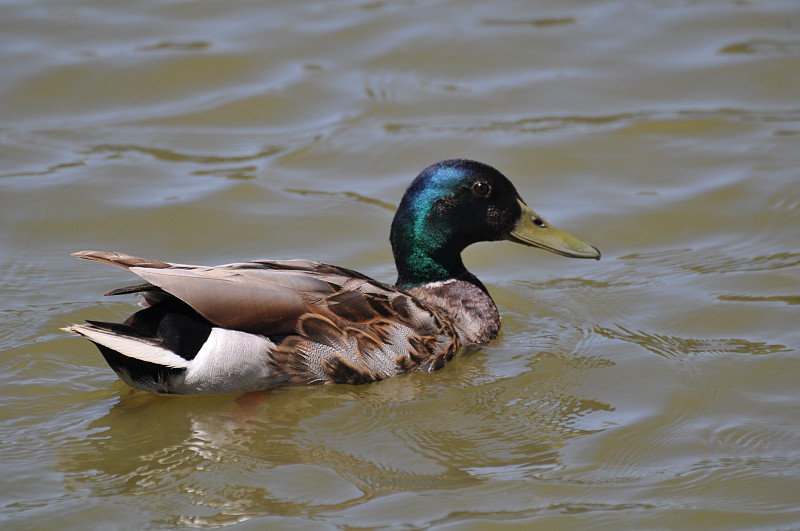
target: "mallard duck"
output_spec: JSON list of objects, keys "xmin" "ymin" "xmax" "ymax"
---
[{"xmin": 64, "ymin": 159, "xmax": 599, "ymax": 395}]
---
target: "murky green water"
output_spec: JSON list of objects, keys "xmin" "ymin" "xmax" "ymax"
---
[{"xmin": 2, "ymin": 0, "xmax": 800, "ymax": 528}]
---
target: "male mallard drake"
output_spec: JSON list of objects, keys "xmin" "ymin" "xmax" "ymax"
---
[{"xmin": 64, "ymin": 159, "xmax": 599, "ymax": 395}]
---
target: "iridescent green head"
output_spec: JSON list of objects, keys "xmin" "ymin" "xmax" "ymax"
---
[{"xmin": 390, "ymin": 159, "xmax": 600, "ymax": 289}]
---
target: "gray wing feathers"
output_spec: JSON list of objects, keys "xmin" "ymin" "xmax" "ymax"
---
[
  {"xmin": 128, "ymin": 266, "xmax": 314, "ymax": 335},
  {"xmin": 74, "ymin": 251, "xmax": 345, "ymax": 336}
]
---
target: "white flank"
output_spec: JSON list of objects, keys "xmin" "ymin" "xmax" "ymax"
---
[{"xmin": 183, "ymin": 328, "xmax": 276, "ymax": 394}]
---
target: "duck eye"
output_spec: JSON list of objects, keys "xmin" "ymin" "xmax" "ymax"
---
[{"xmin": 471, "ymin": 181, "xmax": 491, "ymax": 198}]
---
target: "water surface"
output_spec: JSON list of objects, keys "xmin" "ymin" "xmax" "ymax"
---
[{"xmin": 2, "ymin": 0, "xmax": 800, "ymax": 529}]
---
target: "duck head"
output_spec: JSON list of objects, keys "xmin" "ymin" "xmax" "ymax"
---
[{"xmin": 390, "ymin": 159, "xmax": 600, "ymax": 289}]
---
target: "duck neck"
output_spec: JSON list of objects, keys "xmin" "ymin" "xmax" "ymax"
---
[
  {"xmin": 390, "ymin": 202, "xmax": 501, "ymax": 344},
  {"xmin": 393, "ymin": 244, "xmax": 468, "ymax": 290},
  {"xmin": 390, "ymin": 199, "xmax": 470, "ymax": 290}
]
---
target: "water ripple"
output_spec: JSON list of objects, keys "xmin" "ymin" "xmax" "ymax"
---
[
  {"xmin": 594, "ymin": 323, "xmax": 790, "ymax": 360},
  {"xmin": 84, "ymin": 143, "xmax": 283, "ymax": 165}
]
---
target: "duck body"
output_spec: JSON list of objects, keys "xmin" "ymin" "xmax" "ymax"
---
[
  {"xmin": 66, "ymin": 255, "xmax": 485, "ymax": 394},
  {"xmin": 65, "ymin": 159, "xmax": 599, "ymax": 395}
]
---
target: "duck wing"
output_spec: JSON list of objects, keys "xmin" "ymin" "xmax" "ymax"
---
[
  {"xmin": 73, "ymin": 251, "xmax": 328, "ymax": 335},
  {"xmin": 71, "ymin": 251, "xmax": 460, "ymax": 364}
]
